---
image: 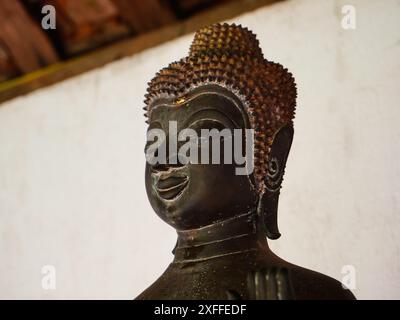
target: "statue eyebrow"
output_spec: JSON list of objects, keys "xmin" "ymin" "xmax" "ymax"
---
[
  {"xmin": 184, "ymin": 108, "xmax": 239, "ymax": 129},
  {"xmin": 147, "ymin": 120, "xmax": 163, "ymax": 131}
]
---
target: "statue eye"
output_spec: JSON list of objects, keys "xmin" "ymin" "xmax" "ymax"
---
[
  {"xmin": 187, "ymin": 120, "xmax": 231, "ymax": 145},
  {"xmin": 188, "ymin": 119, "xmax": 227, "ymax": 133}
]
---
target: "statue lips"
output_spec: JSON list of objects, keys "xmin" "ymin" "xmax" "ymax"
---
[{"xmin": 153, "ymin": 170, "xmax": 189, "ymax": 201}]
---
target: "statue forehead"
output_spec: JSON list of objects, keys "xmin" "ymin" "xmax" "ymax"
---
[{"xmin": 148, "ymin": 85, "xmax": 249, "ymax": 129}]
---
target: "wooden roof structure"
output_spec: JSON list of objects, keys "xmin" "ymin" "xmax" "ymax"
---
[{"xmin": 0, "ymin": 0, "xmax": 283, "ymax": 104}]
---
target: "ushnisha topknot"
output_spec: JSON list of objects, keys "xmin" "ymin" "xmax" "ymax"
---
[
  {"xmin": 144, "ymin": 23, "xmax": 297, "ymax": 192},
  {"xmin": 189, "ymin": 23, "xmax": 264, "ymax": 59}
]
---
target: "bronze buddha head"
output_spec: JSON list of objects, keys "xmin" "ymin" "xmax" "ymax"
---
[{"xmin": 143, "ymin": 23, "xmax": 297, "ymax": 238}]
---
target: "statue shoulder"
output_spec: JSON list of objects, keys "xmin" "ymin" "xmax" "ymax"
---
[
  {"xmin": 289, "ymin": 266, "xmax": 356, "ymax": 300},
  {"xmin": 244, "ymin": 265, "xmax": 356, "ymax": 300}
]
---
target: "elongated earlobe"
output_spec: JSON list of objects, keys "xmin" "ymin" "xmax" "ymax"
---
[
  {"xmin": 258, "ymin": 189, "xmax": 281, "ymax": 239},
  {"xmin": 258, "ymin": 125, "xmax": 294, "ymax": 240}
]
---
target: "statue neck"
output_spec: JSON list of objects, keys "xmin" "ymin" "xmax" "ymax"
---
[{"xmin": 173, "ymin": 211, "xmax": 269, "ymax": 264}]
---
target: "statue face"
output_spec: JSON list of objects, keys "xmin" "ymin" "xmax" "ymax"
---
[{"xmin": 145, "ymin": 85, "xmax": 258, "ymax": 230}]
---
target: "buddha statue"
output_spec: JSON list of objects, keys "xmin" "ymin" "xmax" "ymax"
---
[{"xmin": 136, "ymin": 23, "xmax": 355, "ymax": 300}]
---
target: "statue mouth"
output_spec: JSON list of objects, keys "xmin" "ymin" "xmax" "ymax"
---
[{"xmin": 153, "ymin": 170, "xmax": 189, "ymax": 200}]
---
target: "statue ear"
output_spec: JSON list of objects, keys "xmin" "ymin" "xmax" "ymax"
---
[{"xmin": 258, "ymin": 124, "xmax": 294, "ymax": 240}]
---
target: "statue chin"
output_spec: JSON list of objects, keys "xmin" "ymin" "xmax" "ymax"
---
[
  {"xmin": 136, "ymin": 23, "xmax": 356, "ymax": 300},
  {"xmin": 145, "ymin": 159, "xmax": 258, "ymax": 230}
]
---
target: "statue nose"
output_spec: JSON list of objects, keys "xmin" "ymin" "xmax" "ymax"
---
[
  {"xmin": 151, "ymin": 155, "xmax": 187, "ymax": 172},
  {"xmin": 151, "ymin": 163, "xmax": 169, "ymax": 172}
]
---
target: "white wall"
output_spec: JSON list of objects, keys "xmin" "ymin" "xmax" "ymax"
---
[{"xmin": 0, "ymin": 0, "xmax": 399, "ymax": 299}]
